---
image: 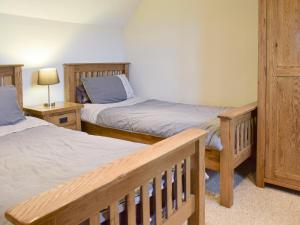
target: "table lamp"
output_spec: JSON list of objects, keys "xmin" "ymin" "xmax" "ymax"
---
[{"xmin": 38, "ymin": 68, "xmax": 60, "ymax": 107}]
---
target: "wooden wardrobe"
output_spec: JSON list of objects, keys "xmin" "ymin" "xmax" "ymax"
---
[{"xmin": 257, "ymin": 0, "xmax": 300, "ymax": 191}]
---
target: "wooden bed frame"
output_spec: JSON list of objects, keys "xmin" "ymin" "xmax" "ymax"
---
[
  {"xmin": 0, "ymin": 64, "xmax": 23, "ymax": 107},
  {"xmin": 1, "ymin": 64, "xmax": 207, "ymax": 225},
  {"xmin": 64, "ymin": 63, "xmax": 258, "ymax": 208}
]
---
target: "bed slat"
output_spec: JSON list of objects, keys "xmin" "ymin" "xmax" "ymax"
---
[
  {"xmin": 109, "ymin": 202, "xmax": 119, "ymax": 225},
  {"xmin": 236, "ymin": 125, "xmax": 240, "ymax": 153},
  {"xmin": 185, "ymin": 158, "xmax": 191, "ymax": 201},
  {"xmin": 241, "ymin": 122, "xmax": 245, "ymax": 150},
  {"xmin": 127, "ymin": 191, "xmax": 136, "ymax": 225},
  {"xmin": 176, "ymin": 163, "xmax": 183, "ymax": 209},
  {"xmin": 154, "ymin": 174, "xmax": 162, "ymax": 225},
  {"xmin": 166, "ymin": 169, "xmax": 173, "ymax": 218},
  {"xmin": 89, "ymin": 213, "xmax": 99, "ymax": 225},
  {"xmin": 141, "ymin": 184, "xmax": 150, "ymax": 225}
]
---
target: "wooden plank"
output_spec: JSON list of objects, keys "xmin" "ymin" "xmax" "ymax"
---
[
  {"xmin": 188, "ymin": 139, "xmax": 205, "ymax": 225},
  {"xmin": 0, "ymin": 67, "xmax": 14, "ymax": 76},
  {"xmin": 236, "ymin": 124, "xmax": 240, "ymax": 153},
  {"xmin": 246, "ymin": 120, "xmax": 250, "ymax": 146},
  {"xmin": 64, "ymin": 65, "xmax": 75, "ymax": 102},
  {"xmin": 89, "ymin": 213, "xmax": 99, "ymax": 225},
  {"xmin": 154, "ymin": 175, "xmax": 162, "ymax": 225},
  {"xmin": 82, "ymin": 121, "xmax": 163, "ymax": 145},
  {"xmin": 218, "ymin": 102, "xmax": 257, "ymax": 120},
  {"xmin": 0, "ymin": 64, "xmax": 24, "ymax": 68},
  {"xmin": 185, "ymin": 158, "xmax": 191, "ymax": 200},
  {"xmin": 219, "ymin": 119, "xmax": 234, "ymax": 208},
  {"xmin": 141, "ymin": 184, "xmax": 150, "ymax": 225},
  {"xmin": 250, "ymin": 119, "xmax": 253, "ymax": 145},
  {"xmin": 166, "ymin": 169, "xmax": 173, "ymax": 218},
  {"xmin": 109, "ymin": 202, "xmax": 119, "ymax": 225},
  {"xmin": 240, "ymin": 122, "xmax": 245, "ymax": 150},
  {"xmin": 13, "ymin": 66, "xmax": 23, "ymax": 108},
  {"xmin": 127, "ymin": 191, "xmax": 136, "ymax": 225},
  {"xmin": 205, "ymin": 149, "xmax": 220, "ymax": 171},
  {"xmin": 176, "ymin": 163, "xmax": 183, "ymax": 209}
]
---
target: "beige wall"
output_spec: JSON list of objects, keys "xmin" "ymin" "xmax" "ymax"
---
[{"xmin": 124, "ymin": 0, "xmax": 258, "ymax": 106}]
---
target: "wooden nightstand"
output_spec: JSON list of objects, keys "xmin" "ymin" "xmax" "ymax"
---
[{"xmin": 23, "ymin": 102, "xmax": 83, "ymax": 131}]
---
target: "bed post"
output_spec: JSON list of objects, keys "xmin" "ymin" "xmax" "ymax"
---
[
  {"xmin": 218, "ymin": 102, "xmax": 257, "ymax": 208},
  {"xmin": 0, "ymin": 65, "xmax": 23, "ymax": 108},
  {"xmin": 13, "ymin": 66, "xmax": 23, "ymax": 108},
  {"xmin": 219, "ymin": 118, "xmax": 234, "ymax": 208},
  {"xmin": 64, "ymin": 65, "xmax": 75, "ymax": 102},
  {"xmin": 188, "ymin": 137, "xmax": 206, "ymax": 225},
  {"xmin": 124, "ymin": 64, "xmax": 129, "ymax": 78}
]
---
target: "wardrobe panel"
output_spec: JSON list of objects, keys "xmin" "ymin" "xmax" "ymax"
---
[
  {"xmin": 276, "ymin": 0, "xmax": 300, "ymax": 69},
  {"xmin": 273, "ymin": 77, "xmax": 300, "ymax": 181},
  {"xmin": 263, "ymin": 0, "xmax": 300, "ymax": 188}
]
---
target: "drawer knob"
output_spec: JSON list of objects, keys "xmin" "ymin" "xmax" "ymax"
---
[{"xmin": 59, "ymin": 117, "xmax": 68, "ymax": 124}]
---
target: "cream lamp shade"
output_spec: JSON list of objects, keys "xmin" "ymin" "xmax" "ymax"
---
[
  {"xmin": 38, "ymin": 68, "xmax": 60, "ymax": 85},
  {"xmin": 37, "ymin": 68, "xmax": 60, "ymax": 107}
]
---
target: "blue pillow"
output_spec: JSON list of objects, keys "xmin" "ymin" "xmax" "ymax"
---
[
  {"xmin": 83, "ymin": 76, "xmax": 127, "ymax": 104},
  {"xmin": 0, "ymin": 87, "xmax": 25, "ymax": 126}
]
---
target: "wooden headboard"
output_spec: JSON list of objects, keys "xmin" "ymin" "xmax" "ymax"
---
[
  {"xmin": 0, "ymin": 64, "xmax": 23, "ymax": 107},
  {"xmin": 64, "ymin": 63, "xmax": 130, "ymax": 102}
]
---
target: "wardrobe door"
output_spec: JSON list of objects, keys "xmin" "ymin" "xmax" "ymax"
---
[{"xmin": 266, "ymin": 0, "xmax": 300, "ymax": 188}]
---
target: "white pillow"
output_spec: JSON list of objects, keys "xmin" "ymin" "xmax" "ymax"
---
[{"xmin": 117, "ymin": 74, "xmax": 135, "ymax": 99}]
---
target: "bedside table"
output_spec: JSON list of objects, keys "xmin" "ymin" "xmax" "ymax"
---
[{"xmin": 23, "ymin": 102, "xmax": 83, "ymax": 131}]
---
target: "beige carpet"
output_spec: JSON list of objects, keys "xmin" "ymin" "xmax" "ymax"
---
[{"xmin": 205, "ymin": 174, "xmax": 300, "ymax": 225}]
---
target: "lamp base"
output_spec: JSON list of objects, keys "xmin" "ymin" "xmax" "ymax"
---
[{"xmin": 43, "ymin": 102, "xmax": 56, "ymax": 107}]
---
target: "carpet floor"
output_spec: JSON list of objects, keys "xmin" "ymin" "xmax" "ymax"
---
[{"xmin": 205, "ymin": 173, "xmax": 300, "ymax": 225}]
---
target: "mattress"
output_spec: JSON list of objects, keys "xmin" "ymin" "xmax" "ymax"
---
[
  {"xmin": 0, "ymin": 117, "xmax": 146, "ymax": 225},
  {"xmin": 82, "ymin": 98, "xmax": 230, "ymax": 150}
]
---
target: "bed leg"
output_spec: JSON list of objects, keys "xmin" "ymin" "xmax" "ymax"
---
[
  {"xmin": 188, "ymin": 139, "xmax": 205, "ymax": 225},
  {"xmin": 220, "ymin": 119, "xmax": 234, "ymax": 208},
  {"xmin": 220, "ymin": 152, "xmax": 234, "ymax": 208}
]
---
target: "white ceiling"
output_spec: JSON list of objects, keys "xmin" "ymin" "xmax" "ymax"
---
[{"xmin": 0, "ymin": 0, "xmax": 141, "ymax": 27}]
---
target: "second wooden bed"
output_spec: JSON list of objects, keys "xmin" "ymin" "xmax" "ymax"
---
[{"xmin": 64, "ymin": 62, "xmax": 257, "ymax": 208}]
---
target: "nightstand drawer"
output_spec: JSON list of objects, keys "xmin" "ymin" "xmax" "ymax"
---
[
  {"xmin": 46, "ymin": 111, "xmax": 76, "ymax": 126},
  {"xmin": 23, "ymin": 102, "xmax": 83, "ymax": 131}
]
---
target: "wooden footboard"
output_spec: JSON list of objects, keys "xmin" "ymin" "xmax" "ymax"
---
[
  {"xmin": 5, "ymin": 129, "xmax": 206, "ymax": 225},
  {"xmin": 218, "ymin": 102, "xmax": 257, "ymax": 208}
]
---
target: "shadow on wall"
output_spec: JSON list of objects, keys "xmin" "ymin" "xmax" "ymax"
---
[{"xmin": 0, "ymin": 13, "xmax": 125, "ymax": 106}]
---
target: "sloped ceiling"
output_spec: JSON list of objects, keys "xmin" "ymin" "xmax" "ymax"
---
[{"xmin": 0, "ymin": 0, "xmax": 141, "ymax": 27}]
